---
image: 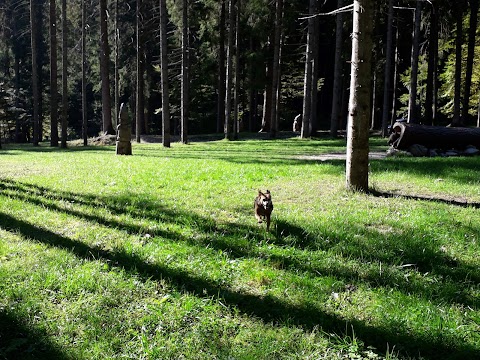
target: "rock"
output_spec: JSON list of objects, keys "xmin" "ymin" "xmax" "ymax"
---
[
  {"xmin": 408, "ymin": 144, "xmax": 429, "ymax": 157},
  {"xmin": 445, "ymin": 150, "xmax": 460, "ymax": 157},
  {"xmin": 463, "ymin": 145, "xmax": 479, "ymax": 156}
]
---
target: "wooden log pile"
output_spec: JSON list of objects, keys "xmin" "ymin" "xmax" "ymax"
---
[{"xmin": 388, "ymin": 122, "xmax": 480, "ymax": 157}]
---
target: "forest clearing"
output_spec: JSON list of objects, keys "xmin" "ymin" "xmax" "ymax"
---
[{"xmin": 1, "ymin": 136, "xmax": 479, "ymax": 359}]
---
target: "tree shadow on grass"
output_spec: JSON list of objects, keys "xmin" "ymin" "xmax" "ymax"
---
[
  {"xmin": 370, "ymin": 189, "xmax": 480, "ymax": 209},
  {"xmin": 1, "ymin": 179, "xmax": 480, "ymax": 358},
  {"xmin": 0, "ymin": 211, "xmax": 479, "ymax": 359},
  {"xmin": 0, "ymin": 311, "xmax": 72, "ymax": 360}
]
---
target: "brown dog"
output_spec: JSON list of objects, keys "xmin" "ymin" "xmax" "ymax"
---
[{"xmin": 254, "ymin": 190, "xmax": 274, "ymax": 230}]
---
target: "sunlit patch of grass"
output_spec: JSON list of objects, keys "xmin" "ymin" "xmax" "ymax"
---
[{"xmin": 1, "ymin": 137, "xmax": 480, "ymax": 359}]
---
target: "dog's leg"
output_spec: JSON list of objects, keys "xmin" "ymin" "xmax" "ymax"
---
[
  {"xmin": 255, "ymin": 209, "xmax": 263, "ymax": 223},
  {"xmin": 265, "ymin": 214, "xmax": 270, "ymax": 231}
]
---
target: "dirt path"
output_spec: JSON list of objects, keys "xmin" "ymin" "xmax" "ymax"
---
[{"xmin": 293, "ymin": 152, "xmax": 387, "ymax": 161}]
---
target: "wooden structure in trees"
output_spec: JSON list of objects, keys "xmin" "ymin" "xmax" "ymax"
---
[
  {"xmin": 116, "ymin": 103, "xmax": 132, "ymax": 155},
  {"xmin": 389, "ymin": 121, "xmax": 480, "ymax": 151}
]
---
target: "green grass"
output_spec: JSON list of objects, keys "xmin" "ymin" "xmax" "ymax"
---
[{"xmin": 0, "ymin": 135, "xmax": 479, "ymax": 359}]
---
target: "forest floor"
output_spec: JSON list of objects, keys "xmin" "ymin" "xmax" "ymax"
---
[{"xmin": 1, "ymin": 136, "xmax": 479, "ymax": 360}]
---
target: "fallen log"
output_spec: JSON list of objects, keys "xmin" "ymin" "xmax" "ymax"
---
[{"xmin": 388, "ymin": 122, "xmax": 480, "ymax": 151}]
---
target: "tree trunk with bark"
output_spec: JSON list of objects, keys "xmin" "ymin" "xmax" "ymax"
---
[
  {"xmin": 462, "ymin": 0, "xmax": 478, "ymax": 125},
  {"xmin": 452, "ymin": 0, "xmax": 464, "ymax": 126},
  {"xmin": 233, "ymin": 0, "xmax": 241, "ymax": 139},
  {"xmin": 159, "ymin": 0, "xmax": 170, "ymax": 147},
  {"xmin": 407, "ymin": 1, "xmax": 421, "ymax": 124},
  {"xmin": 82, "ymin": 0, "xmax": 87, "ymax": 146},
  {"xmin": 390, "ymin": 121, "xmax": 480, "ymax": 151},
  {"xmin": 381, "ymin": 0, "xmax": 394, "ymax": 136},
  {"xmin": 49, "ymin": 0, "xmax": 59, "ymax": 146},
  {"xmin": 61, "ymin": 0, "xmax": 67, "ymax": 148},
  {"xmin": 136, "ymin": 0, "xmax": 144, "ymax": 143},
  {"xmin": 425, "ymin": 2, "xmax": 437, "ymax": 125},
  {"xmin": 217, "ymin": 0, "xmax": 226, "ymax": 134},
  {"xmin": 181, "ymin": 0, "xmax": 189, "ymax": 144},
  {"xmin": 330, "ymin": 0, "xmax": 344, "ymax": 138},
  {"xmin": 301, "ymin": 0, "xmax": 315, "ymax": 139},
  {"xmin": 270, "ymin": 0, "xmax": 282, "ymax": 139},
  {"xmin": 30, "ymin": 0, "xmax": 40, "ymax": 146},
  {"xmin": 346, "ymin": 0, "xmax": 373, "ymax": 192},
  {"xmin": 100, "ymin": 0, "xmax": 114, "ymax": 135},
  {"xmin": 224, "ymin": 0, "xmax": 235, "ymax": 140}
]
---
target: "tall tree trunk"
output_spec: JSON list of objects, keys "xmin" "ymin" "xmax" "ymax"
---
[
  {"xmin": 114, "ymin": 0, "xmax": 120, "ymax": 129},
  {"xmin": 100, "ymin": 0, "xmax": 114, "ymax": 135},
  {"xmin": 217, "ymin": 0, "xmax": 226, "ymax": 134},
  {"xmin": 30, "ymin": 0, "xmax": 40, "ymax": 146},
  {"xmin": 224, "ymin": 0, "xmax": 235, "ymax": 140},
  {"xmin": 310, "ymin": 7, "xmax": 319, "ymax": 135},
  {"xmin": 381, "ymin": 0, "xmax": 394, "ymax": 136},
  {"xmin": 233, "ymin": 0, "xmax": 241, "ymax": 139},
  {"xmin": 407, "ymin": 1, "xmax": 422, "ymax": 124},
  {"xmin": 452, "ymin": 0, "xmax": 464, "ymax": 126},
  {"xmin": 61, "ymin": 0, "xmax": 67, "ymax": 148},
  {"xmin": 181, "ymin": 0, "xmax": 189, "ymax": 144},
  {"xmin": 260, "ymin": 59, "xmax": 272, "ymax": 132},
  {"xmin": 390, "ymin": 25, "xmax": 399, "ymax": 127},
  {"xmin": 330, "ymin": 0, "xmax": 344, "ymax": 137},
  {"xmin": 346, "ymin": 0, "xmax": 373, "ymax": 192},
  {"xmin": 82, "ymin": 0, "xmax": 87, "ymax": 146},
  {"xmin": 462, "ymin": 0, "xmax": 478, "ymax": 125},
  {"xmin": 49, "ymin": 0, "xmax": 59, "ymax": 146},
  {"xmin": 270, "ymin": 0, "xmax": 282, "ymax": 139},
  {"xmin": 301, "ymin": 0, "xmax": 315, "ymax": 138},
  {"xmin": 159, "ymin": 0, "xmax": 170, "ymax": 147},
  {"xmin": 12, "ymin": 8, "xmax": 23, "ymax": 142},
  {"xmin": 136, "ymin": 0, "xmax": 144, "ymax": 142},
  {"xmin": 425, "ymin": 2, "xmax": 437, "ymax": 125}
]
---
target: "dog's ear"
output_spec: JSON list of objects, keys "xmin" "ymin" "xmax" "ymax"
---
[
  {"xmin": 266, "ymin": 190, "xmax": 270, "ymax": 194},
  {"xmin": 258, "ymin": 190, "xmax": 264, "ymax": 196}
]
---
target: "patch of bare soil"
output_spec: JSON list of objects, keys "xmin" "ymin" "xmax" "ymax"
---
[{"xmin": 293, "ymin": 152, "xmax": 387, "ymax": 161}]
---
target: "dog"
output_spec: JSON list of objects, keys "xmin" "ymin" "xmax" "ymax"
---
[{"xmin": 254, "ymin": 190, "xmax": 274, "ymax": 231}]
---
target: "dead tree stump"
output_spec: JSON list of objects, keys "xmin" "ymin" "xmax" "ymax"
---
[{"xmin": 116, "ymin": 103, "xmax": 132, "ymax": 155}]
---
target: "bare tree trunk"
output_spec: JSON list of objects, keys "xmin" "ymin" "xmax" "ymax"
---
[
  {"xmin": 260, "ymin": 59, "xmax": 272, "ymax": 132},
  {"xmin": 136, "ymin": 0, "xmax": 144, "ymax": 142},
  {"xmin": 346, "ymin": 0, "xmax": 373, "ymax": 192},
  {"xmin": 217, "ymin": 0, "xmax": 226, "ymax": 133},
  {"xmin": 310, "ymin": 7, "xmax": 319, "ymax": 135},
  {"xmin": 224, "ymin": 0, "xmax": 235, "ymax": 140},
  {"xmin": 452, "ymin": 0, "xmax": 464, "ymax": 126},
  {"xmin": 181, "ymin": 0, "xmax": 189, "ymax": 144},
  {"xmin": 270, "ymin": 0, "xmax": 282, "ymax": 139},
  {"xmin": 49, "ymin": 0, "xmax": 59, "ymax": 146},
  {"xmin": 233, "ymin": 0, "xmax": 241, "ymax": 139},
  {"xmin": 100, "ymin": 0, "xmax": 114, "ymax": 135},
  {"xmin": 381, "ymin": 0, "xmax": 394, "ymax": 136},
  {"xmin": 462, "ymin": 0, "xmax": 478, "ymax": 125},
  {"xmin": 159, "ymin": 0, "xmax": 170, "ymax": 147},
  {"xmin": 301, "ymin": 0, "xmax": 315, "ymax": 138},
  {"xmin": 425, "ymin": 2, "xmax": 437, "ymax": 125},
  {"xmin": 61, "ymin": 0, "xmax": 67, "ymax": 148},
  {"xmin": 407, "ymin": 1, "xmax": 421, "ymax": 124},
  {"xmin": 30, "ymin": 0, "xmax": 40, "ymax": 146},
  {"xmin": 330, "ymin": 0, "xmax": 344, "ymax": 138},
  {"xmin": 390, "ymin": 25, "xmax": 399, "ymax": 127},
  {"xmin": 114, "ymin": 0, "xmax": 120, "ymax": 129},
  {"xmin": 82, "ymin": 0, "xmax": 87, "ymax": 146}
]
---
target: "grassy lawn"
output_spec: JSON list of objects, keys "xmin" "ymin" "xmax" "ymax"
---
[{"xmin": 0, "ymin": 135, "xmax": 479, "ymax": 359}]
